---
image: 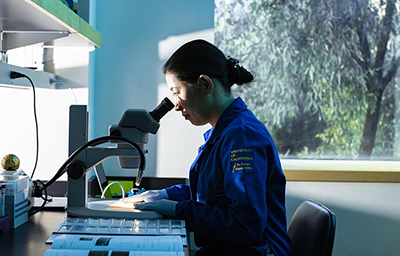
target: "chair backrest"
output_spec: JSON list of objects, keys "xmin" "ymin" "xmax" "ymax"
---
[{"xmin": 288, "ymin": 200, "xmax": 336, "ymax": 256}]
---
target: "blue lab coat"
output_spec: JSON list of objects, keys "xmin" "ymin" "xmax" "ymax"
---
[{"xmin": 165, "ymin": 97, "xmax": 293, "ymax": 256}]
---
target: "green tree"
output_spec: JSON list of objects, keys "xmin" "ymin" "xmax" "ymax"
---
[{"xmin": 215, "ymin": 0, "xmax": 400, "ymax": 159}]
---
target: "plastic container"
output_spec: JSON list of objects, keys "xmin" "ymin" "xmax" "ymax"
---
[{"xmin": 0, "ymin": 175, "xmax": 29, "ymax": 229}]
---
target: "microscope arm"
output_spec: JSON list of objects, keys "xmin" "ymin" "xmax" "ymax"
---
[
  {"xmin": 86, "ymin": 147, "xmax": 146, "ymax": 171},
  {"xmin": 88, "ymin": 147, "xmax": 147, "ymax": 186},
  {"xmin": 39, "ymin": 136, "xmax": 145, "ymax": 192}
]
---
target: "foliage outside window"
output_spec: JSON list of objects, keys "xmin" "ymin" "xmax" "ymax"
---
[{"xmin": 215, "ymin": 0, "xmax": 400, "ymax": 160}]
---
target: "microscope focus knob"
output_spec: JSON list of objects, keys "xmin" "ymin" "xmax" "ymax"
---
[{"xmin": 67, "ymin": 160, "xmax": 87, "ymax": 179}]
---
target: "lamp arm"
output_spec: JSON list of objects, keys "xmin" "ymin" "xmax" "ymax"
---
[{"xmin": 39, "ymin": 136, "xmax": 145, "ymax": 191}]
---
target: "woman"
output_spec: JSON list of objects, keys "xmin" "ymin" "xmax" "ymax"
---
[{"xmin": 131, "ymin": 39, "xmax": 293, "ymax": 256}]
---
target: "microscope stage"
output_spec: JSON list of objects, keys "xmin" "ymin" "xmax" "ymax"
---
[{"xmin": 67, "ymin": 200, "xmax": 163, "ymax": 219}]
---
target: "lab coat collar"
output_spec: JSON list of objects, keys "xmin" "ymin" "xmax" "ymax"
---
[{"xmin": 203, "ymin": 97, "xmax": 247, "ymax": 145}]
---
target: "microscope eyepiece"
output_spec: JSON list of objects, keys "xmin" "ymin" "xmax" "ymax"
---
[{"xmin": 150, "ymin": 97, "xmax": 174, "ymax": 122}]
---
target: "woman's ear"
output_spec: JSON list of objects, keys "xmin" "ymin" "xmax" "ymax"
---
[{"xmin": 199, "ymin": 74, "xmax": 214, "ymax": 94}]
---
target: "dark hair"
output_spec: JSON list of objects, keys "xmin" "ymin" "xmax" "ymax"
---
[{"xmin": 163, "ymin": 39, "xmax": 253, "ymax": 91}]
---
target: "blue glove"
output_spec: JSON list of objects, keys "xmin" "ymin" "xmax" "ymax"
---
[
  {"xmin": 121, "ymin": 189, "xmax": 168, "ymax": 203},
  {"xmin": 134, "ymin": 199, "xmax": 178, "ymax": 217}
]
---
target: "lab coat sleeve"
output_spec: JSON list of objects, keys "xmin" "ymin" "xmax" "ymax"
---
[
  {"xmin": 176, "ymin": 125, "xmax": 275, "ymax": 245},
  {"xmin": 164, "ymin": 184, "xmax": 191, "ymax": 201}
]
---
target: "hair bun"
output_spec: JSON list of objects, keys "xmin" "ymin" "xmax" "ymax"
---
[{"xmin": 226, "ymin": 56, "xmax": 254, "ymax": 86}]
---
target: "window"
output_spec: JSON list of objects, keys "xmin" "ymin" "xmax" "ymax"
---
[{"xmin": 215, "ymin": 0, "xmax": 400, "ymax": 162}]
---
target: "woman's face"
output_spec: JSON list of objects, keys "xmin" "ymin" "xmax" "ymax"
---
[{"xmin": 165, "ymin": 72, "xmax": 210, "ymax": 126}]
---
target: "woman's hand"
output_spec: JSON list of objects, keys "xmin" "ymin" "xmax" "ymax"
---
[
  {"xmin": 121, "ymin": 189, "xmax": 168, "ymax": 203},
  {"xmin": 134, "ymin": 199, "xmax": 178, "ymax": 217}
]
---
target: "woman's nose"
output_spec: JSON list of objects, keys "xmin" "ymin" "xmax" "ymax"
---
[{"xmin": 174, "ymin": 101, "xmax": 182, "ymax": 111}]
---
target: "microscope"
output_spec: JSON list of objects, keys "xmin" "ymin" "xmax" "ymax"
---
[{"xmin": 41, "ymin": 98, "xmax": 174, "ymax": 219}]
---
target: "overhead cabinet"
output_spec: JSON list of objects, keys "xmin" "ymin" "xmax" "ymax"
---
[
  {"xmin": 0, "ymin": 0, "xmax": 102, "ymax": 51},
  {"xmin": 0, "ymin": 0, "xmax": 102, "ymax": 88}
]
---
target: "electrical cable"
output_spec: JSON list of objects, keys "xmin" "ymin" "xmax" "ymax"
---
[
  {"xmin": 101, "ymin": 181, "xmax": 125, "ymax": 199},
  {"xmin": 61, "ymin": 81, "xmax": 78, "ymax": 103},
  {"xmin": 10, "ymin": 71, "xmax": 39, "ymax": 179},
  {"xmin": 10, "ymin": 71, "xmax": 51, "ymax": 216},
  {"xmin": 28, "ymin": 179, "xmax": 51, "ymax": 216},
  {"xmin": 50, "ymin": 78, "xmax": 78, "ymax": 103}
]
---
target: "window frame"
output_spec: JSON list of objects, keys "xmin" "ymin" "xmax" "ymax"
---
[{"xmin": 281, "ymin": 159, "xmax": 400, "ymax": 182}]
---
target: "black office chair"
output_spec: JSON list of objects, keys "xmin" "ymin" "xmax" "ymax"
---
[{"xmin": 288, "ymin": 200, "xmax": 336, "ymax": 256}]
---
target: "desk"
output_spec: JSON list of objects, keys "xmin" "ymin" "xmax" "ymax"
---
[
  {"xmin": 0, "ymin": 209, "xmax": 195, "ymax": 256},
  {"xmin": 0, "ymin": 209, "xmax": 66, "ymax": 256}
]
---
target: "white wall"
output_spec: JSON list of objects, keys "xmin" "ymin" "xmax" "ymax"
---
[
  {"xmin": 0, "ymin": 85, "xmax": 87, "ymax": 181},
  {"xmin": 88, "ymin": 0, "xmax": 215, "ymax": 178},
  {"xmin": 0, "ymin": 45, "xmax": 89, "ymax": 181},
  {"xmin": 286, "ymin": 181, "xmax": 400, "ymax": 256}
]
